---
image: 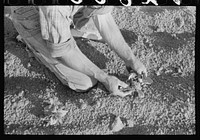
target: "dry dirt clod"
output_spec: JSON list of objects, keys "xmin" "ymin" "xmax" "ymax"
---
[
  {"xmin": 16, "ymin": 35, "xmax": 24, "ymax": 43},
  {"xmin": 111, "ymin": 116, "xmax": 125, "ymax": 132},
  {"xmin": 142, "ymin": 77, "xmax": 153, "ymax": 85},
  {"xmin": 27, "ymin": 62, "xmax": 31, "ymax": 68},
  {"xmin": 80, "ymin": 103, "xmax": 87, "ymax": 110},
  {"xmin": 18, "ymin": 91, "xmax": 24, "ymax": 97},
  {"xmin": 49, "ymin": 116, "xmax": 58, "ymax": 125},
  {"xmin": 178, "ymin": 68, "xmax": 182, "ymax": 73},
  {"xmin": 79, "ymin": 99, "xmax": 87, "ymax": 109},
  {"xmin": 95, "ymin": 100, "xmax": 101, "ymax": 108},
  {"xmin": 137, "ymin": 90, "xmax": 145, "ymax": 98}
]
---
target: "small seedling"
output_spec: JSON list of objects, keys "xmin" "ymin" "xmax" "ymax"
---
[
  {"xmin": 120, "ymin": 67, "xmax": 153, "ymax": 98},
  {"xmin": 44, "ymin": 98, "xmax": 68, "ymax": 126}
]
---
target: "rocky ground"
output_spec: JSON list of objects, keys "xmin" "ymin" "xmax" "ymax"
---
[{"xmin": 4, "ymin": 6, "xmax": 195, "ymax": 135}]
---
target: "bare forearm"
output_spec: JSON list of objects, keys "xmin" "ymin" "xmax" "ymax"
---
[
  {"xmin": 58, "ymin": 43, "xmax": 108, "ymax": 83},
  {"xmin": 92, "ymin": 13, "xmax": 136, "ymax": 65}
]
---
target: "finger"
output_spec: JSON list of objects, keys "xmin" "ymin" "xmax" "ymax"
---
[
  {"xmin": 116, "ymin": 90, "xmax": 132, "ymax": 97},
  {"xmin": 118, "ymin": 81, "xmax": 129, "ymax": 88},
  {"xmin": 123, "ymin": 90, "xmax": 133, "ymax": 96},
  {"xmin": 128, "ymin": 73, "xmax": 137, "ymax": 80}
]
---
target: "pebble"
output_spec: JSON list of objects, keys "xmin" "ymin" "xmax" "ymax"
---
[
  {"xmin": 27, "ymin": 62, "xmax": 31, "ymax": 68},
  {"xmin": 178, "ymin": 68, "xmax": 182, "ymax": 73},
  {"xmin": 95, "ymin": 101, "xmax": 101, "ymax": 108},
  {"xmin": 111, "ymin": 116, "xmax": 124, "ymax": 132},
  {"xmin": 80, "ymin": 102, "xmax": 87, "ymax": 110},
  {"xmin": 79, "ymin": 99, "xmax": 87, "ymax": 109},
  {"xmin": 18, "ymin": 91, "xmax": 24, "ymax": 97},
  {"xmin": 156, "ymin": 71, "xmax": 161, "ymax": 76},
  {"xmin": 142, "ymin": 77, "xmax": 153, "ymax": 85},
  {"xmin": 138, "ymin": 90, "xmax": 145, "ymax": 98}
]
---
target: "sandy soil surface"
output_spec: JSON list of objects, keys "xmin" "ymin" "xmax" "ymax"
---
[{"xmin": 4, "ymin": 6, "xmax": 195, "ymax": 135}]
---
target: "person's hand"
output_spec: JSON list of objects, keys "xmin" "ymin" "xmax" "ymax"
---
[
  {"xmin": 126, "ymin": 58, "xmax": 147, "ymax": 77},
  {"xmin": 103, "ymin": 76, "xmax": 132, "ymax": 97}
]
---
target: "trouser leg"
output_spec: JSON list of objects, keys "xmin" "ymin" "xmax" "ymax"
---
[
  {"xmin": 10, "ymin": 6, "xmax": 97, "ymax": 92},
  {"xmin": 20, "ymin": 33, "xmax": 98, "ymax": 92}
]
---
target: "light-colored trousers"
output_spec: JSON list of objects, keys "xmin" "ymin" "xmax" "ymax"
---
[{"xmin": 10, "ymin": 6, "xmax": 113, "ymax": 92}]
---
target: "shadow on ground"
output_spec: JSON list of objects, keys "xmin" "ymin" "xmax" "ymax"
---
[
  {"xmin": 148, "ymin": 31, "xmax": 195, "ymax": 52},
  {"xmin": 139, "ymin": 6, "xmax": 186, "ymax": 16},
  {"xmin": 120, "ymin": 29, "xmax": 138, "ymax": 46},
  {"xmin": 150, "ymin": 73, "xmax": 194, "ymax": 102}
]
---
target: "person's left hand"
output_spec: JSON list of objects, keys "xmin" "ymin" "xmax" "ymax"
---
[{"xmin": 126, "ymin": 58, "xmax": 147, "ymax": 77}]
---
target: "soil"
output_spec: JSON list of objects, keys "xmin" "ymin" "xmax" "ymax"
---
[{"xmin": 4, "ymin": 6, "xmax": 195, "ymax": 135}]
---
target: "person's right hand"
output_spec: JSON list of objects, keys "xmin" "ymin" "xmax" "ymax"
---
[{"xmin": 103, "ymin": 76, "xmax": 132, "ymax": 97}]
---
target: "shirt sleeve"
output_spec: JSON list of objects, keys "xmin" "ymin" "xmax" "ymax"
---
[
  {"xmin": 73, "ymin": 6, "xmax": 114, "ymax": 30},
  {"xmin": 38, "ymin": 6, "xmax": 74, "ymax": 57}
]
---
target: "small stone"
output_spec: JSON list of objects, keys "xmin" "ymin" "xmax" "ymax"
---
[
  {"xmin": 111, "ymin": 116, "xmax": 124, "ymax": 132},
  {"xmin": 80, "ymin": 102, "xmax": 87, "ymax": 110},
  {"xmin": 79, "ymin": 99, "xmax": 84, "ymax": 103},
  {"xmin": 142, "ymin": 77, "xmax": 153, "ymax": 85},
  {"xmin": 95, "ymin": 101, "xmax": 101, "ymax": 108},
  {"xmin": 18, "ymin": 91, "xmax": 24, "ymax": 97},
  {"xmin": 79, "ymin": 99, "xmax": 87, "ymax": 109},
  {"xmin": 138, "ymin": 90, "xmax": 145, "ymax": 98},
  {"xmin": 16, "ymin": 35, "xmax": 23, "ymax": 42},
  {"xmin": 27, "ymin": 62, "xmax": 31, "ymax": 68},
  {"xmin": 178, "ymin": 68, "xmax": 182, "ymax": 73},
  {"xmin": 156, "ymin": 71, "xmax": 161, "ymax": 76}
]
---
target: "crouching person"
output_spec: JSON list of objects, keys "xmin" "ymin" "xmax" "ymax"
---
[{"xmin": 10, "ymin": 6, "xmax": 147, "ymax": 97}]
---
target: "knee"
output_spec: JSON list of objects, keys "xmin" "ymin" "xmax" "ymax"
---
[
  {"xmin": 69, "ymin": 77, "xmax": 98, "ymax": 92},
  {"xmin": 82, "ymin": 77, "xmax": 98, "ymax": 92}
]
